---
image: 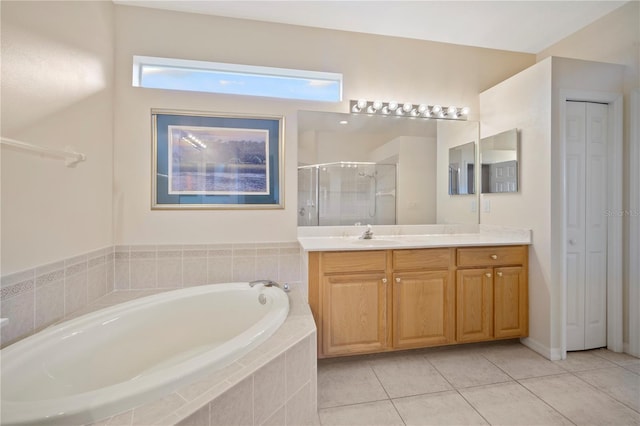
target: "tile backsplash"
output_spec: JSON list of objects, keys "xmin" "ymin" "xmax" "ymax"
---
[{"xmin": 1, "ymin": 241, "xmax": 302, "ymax": 348}]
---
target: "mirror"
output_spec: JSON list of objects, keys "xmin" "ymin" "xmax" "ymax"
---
[
  {"xmin": 298, "ymin": 110, "xmax": 479, "ymax": 226},
  {"xmin": 448, "ymin": 142, "xmax": 476, "ymax": 195},
  {"xmin": 480, "ymin": 128, "xmax": 519, "ymax": 193}
]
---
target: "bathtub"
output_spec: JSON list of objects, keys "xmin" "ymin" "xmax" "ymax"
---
[{"xmin": 0, "ymin": 282, "xmax": 289, "ymax": 425}]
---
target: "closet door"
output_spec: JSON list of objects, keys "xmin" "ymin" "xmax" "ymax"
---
[{"xmin": 565, "ymin": 101, "xmax": 608, "ymax": 351}]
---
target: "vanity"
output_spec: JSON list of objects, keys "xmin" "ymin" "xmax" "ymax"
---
[
  {"xmin": 299, "ymin": 226, "xmax": 531, "ymax": 358},
  {"xmin": 297, "ymin": 109, "xmax": 527, "ymax": 358}
]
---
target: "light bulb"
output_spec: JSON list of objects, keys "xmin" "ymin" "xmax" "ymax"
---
[
  {"xmin": 372, "ymin": 100, "xmax": 383, "ymax": 110},
  {"xmin": 418, "ymin": 104, "xmax": 428, "ymax": 113},
  {"xmin": 367, "ymin": 105, "xmax": 376, "ymax": 113},
  {"xmin": 357, "ymin": 99, "xmax": 367, "ymax": 109},
  {"xmin": 396, "ymin": 108, "xmax": 404, "ymax": 116},
  {"xmin": 461, "ymin": 107, "xmax": 470, "ymax": 116},
  {"xmin": 402, "ymin": 103, "xmax": 413, "ymax": 112},
  {"xmin": 448, "ymin": 106, "xmax": 458, "ymax": 116},
  {"xmin": 432, "ymin": 105, "xmax": 442, "ymax": 114},
  {"xmin": 388, "ymin": 101, "xmax": 398, "ymax": 111}
]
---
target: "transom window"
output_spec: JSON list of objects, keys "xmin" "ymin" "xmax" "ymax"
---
[{"xmin": 133, "ymin": 56, "xmax": 342, "ymax": 102}]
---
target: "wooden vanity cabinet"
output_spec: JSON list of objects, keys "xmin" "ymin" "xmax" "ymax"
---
[
  {"xmin": 309, "ymin": 250, "xmax": 391, "ymax": 357},
  {"xmin": 391, "ymin": 248, "xmax": 456, "ymax": 349},
  {"xmin": 308, "ymin": 245, "xmax": 528, "ymax": 358},
  {"xmin": 456, "ymin": 246, "xmax": 528, "ymax": 343}
]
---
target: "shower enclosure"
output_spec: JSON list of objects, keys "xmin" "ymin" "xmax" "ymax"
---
[{"xmin": 298, "ymin": 162, "xmax": 397, "ymax": 226}]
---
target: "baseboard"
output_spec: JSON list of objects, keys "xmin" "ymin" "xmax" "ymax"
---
[
  {"xmin": 520, "ymin": 337, "xmax": 562, "ymax": 360},
  {"xmin": 623, "ymin": 342, "xmax": 640, "ymax": 358}
]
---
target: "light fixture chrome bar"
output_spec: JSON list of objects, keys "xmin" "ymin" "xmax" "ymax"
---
[{"xmin": 349, "ymin": 99, "xmax": 469, "ymax": 120}]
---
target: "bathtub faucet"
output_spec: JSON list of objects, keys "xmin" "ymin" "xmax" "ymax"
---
[{"xmin": 249, "ymin": 279, "xmax": 280, "ymax": 288}]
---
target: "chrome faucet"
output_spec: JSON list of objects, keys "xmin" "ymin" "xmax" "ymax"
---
[
  {"xmin": 249, "ymin": 279, "xmax": 280, "ymax": 288},
  {"xmin": 360, "ymin": 224, "xmax": 374, "ymax": 240}
]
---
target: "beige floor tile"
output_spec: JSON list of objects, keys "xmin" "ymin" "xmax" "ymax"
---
[
  {"xmin": 319, "ymin": 400, "xmax": 404, "ymax": 426},
  {"xmin": 481, "ymin": 344, "xmax": 566, "ymax": 379},
  {"xmin": 393, "ymin": 391, "xmax": 488, "ymax": 425},
  {"xmin": 625, "ymin": 363, "xmax": 640, "ymax": 375},
  {"xmin": 553, "ymin": 350, "xmax": 618, "ymax": 372},
  {"xmin": 368, "ymin": 353, "xmax": 452, "ymax": 398},
  {"xmin": 521, "ymin": 373, "xmax": 640, "ymax": 425},
  {"xmin": 576, "ymin": 367, "xmax": 640, "ymax": 412},
  {"xmin": 591, "ymin": 348, "xmax": 640, "ymax": 366},
  {"xmin": 459, "ymin": 382, "xmax": 572, "ymax": 426},
  {"xmin": 317, "ymin": 360, "xmax": 388, "ymax": 408},
  {"xmin": 426, "ymin": 350, "xmax": 512, "ymax": 389}
]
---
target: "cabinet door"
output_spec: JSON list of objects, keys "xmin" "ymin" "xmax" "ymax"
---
[
  {"xmin": 322, "ymin": 273, "xmax": 389, "ymax": 356},
  {"xmin": 393, "ymin": 270, "xmax": 455, "ymax": 349},
  {"xmin": 456, "ymin": 268, "xmax": 493, "ymax": 342},
  {"xmin": 494, "ymin": 266, "xmax": 528, "ymax": 338}
]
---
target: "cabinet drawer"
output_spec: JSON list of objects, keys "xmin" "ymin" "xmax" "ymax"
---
[
  {"xmin": 321, "ymin": 250, "xmax": 387, "ymax": 274},
  {"xmin": 457, "ymin": 246, "xmax": 526, "ymax": 267},
  {"xmin": 393, "ymin": 248, "xmax": 451, "ymax": 270}
]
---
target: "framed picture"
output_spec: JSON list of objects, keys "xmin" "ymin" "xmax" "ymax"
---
[{"xmin": 151, "ymin": 109, "xmax": 284, "ymax": 209}]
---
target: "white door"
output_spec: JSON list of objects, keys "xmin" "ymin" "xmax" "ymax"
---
[{"xmin": 565, "ymin": 101, "xmax": 608, "ymax": 351}]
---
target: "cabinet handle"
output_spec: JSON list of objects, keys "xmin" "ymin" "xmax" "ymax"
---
[
  {"xmin": 395, "ymin": 277, "xmax": 401, "ymax": 283},
  {"xmin": 485, "ymin": 272, "xmax": 492, "ymax": 278},
  {"xmin": 382, "ymin": 278, "xmax": 388, "ymax": 284},
  {"xmin": 496, "ymin": 271, "xmax": 503, "ymax": 277},
  {"xmin": 490, "ymin": 254, "xmax": 498, "ymax": 260}
]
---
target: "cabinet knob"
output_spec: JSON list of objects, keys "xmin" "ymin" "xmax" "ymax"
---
[
  {"xmin": 496, "ymin": 271, "xmax": 503, "ymax": 277},
  {"xmin": 490, "ymin": 254, "xmax": 498, "ymax": 260},
  {"xmin": 485, "ymin": 272, "xmax": 492, "ymax": 278},
  {"xmin": 382, "ymin": 278, "xmax": 388, "ymax": 284},
  {"xmin": 395, "ymin": 277, "xmax": 401, "ymax": 283}
]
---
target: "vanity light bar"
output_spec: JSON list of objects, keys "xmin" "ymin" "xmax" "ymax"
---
[{"xmin": 349, "ymin": 100, "xmax": 470, "ymax": 120}]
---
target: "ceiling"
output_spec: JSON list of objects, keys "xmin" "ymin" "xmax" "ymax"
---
[{"xmin": 113, "ymin": 0, "xmax": 628, "ymax": 53}]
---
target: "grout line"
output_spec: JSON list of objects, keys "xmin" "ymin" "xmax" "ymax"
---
[
  {"xmin": 568, "ymin": 368, "xmax": 640, "ymax": 415},
  {"xmin": 514, "ymin": 377, "xmax": 577, "ymax": 425},
  {"xmin": 318, "ymin": 397, "xmax": 392, "ymax": 411},
  {"xmin": 367, "ymin": 362, "xmax": 407, "ymax": 425},
  {"xmin": 422, "ymin": 352, "xmax": 494, "ymax": 426}
]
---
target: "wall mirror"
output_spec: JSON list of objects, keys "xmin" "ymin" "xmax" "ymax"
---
[
  {"xmin": 448, "ymin": 142, "xmax": 476, "ymax": 195},
  {"xmin": 480, "ymin": 128, "xmax": 519, "ymax": 193},
  {"xmin": 297, "ymin": 110, "xmax": 480, "ymax": 226}
]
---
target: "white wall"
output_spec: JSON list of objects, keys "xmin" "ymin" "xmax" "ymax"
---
[
  {"xmin": 480, "ymin": 57, "xmax": 625, "ymax": 358},
  {"xmin": 480, "ymin": 59, "xmax": 554, "ymax": 354},
  {"xmin": 112, "ymin": 4, "xmax": 534, "ymax": 246},
  {"xmin": 1, "ymin": 1, "xmax": 114, "ymax": 275}
]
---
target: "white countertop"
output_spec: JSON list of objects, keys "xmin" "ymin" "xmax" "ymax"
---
[{"xmin": 297, "ymin": 224, "xmax": 532, "ymax": 252}]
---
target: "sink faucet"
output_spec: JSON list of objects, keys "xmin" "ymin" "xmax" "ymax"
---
[{"xmin": 360, "ymin": 224, "xmax": 374, "ymax": 240}]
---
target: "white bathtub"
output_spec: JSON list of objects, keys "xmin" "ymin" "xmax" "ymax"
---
[{"xmin": 0, "ymin": 282, "xmax": 289, "ymax": 425}]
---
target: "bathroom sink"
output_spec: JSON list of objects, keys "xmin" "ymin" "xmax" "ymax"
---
[{"xmin": 350, "ymin": 239, "xmax": 399, "ymax": 246}]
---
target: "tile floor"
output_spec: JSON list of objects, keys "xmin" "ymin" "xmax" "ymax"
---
[{"xmin": 316, "ymin": 340, "xmax": 640, "ymax": 425}]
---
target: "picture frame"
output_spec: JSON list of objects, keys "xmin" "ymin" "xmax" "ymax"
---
[{"xmin": 151, "ymin": 109, "xmax": 284, "ymax": 209}]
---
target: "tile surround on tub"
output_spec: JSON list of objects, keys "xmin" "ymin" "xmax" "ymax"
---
[
  {"xmin": 114, "ymin": 242, "xmax": 302, "ymax": 290},
  {"xmin": 1, "ymin": 242, "xmax": 303, "ymax": 348},
  {"xmin": 1, "ymin": 246, "xmax": 114, "ymax": 348},
  {"xmin": 80, "ymin": 284, "xmax": 317, "ymax": 426}
]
